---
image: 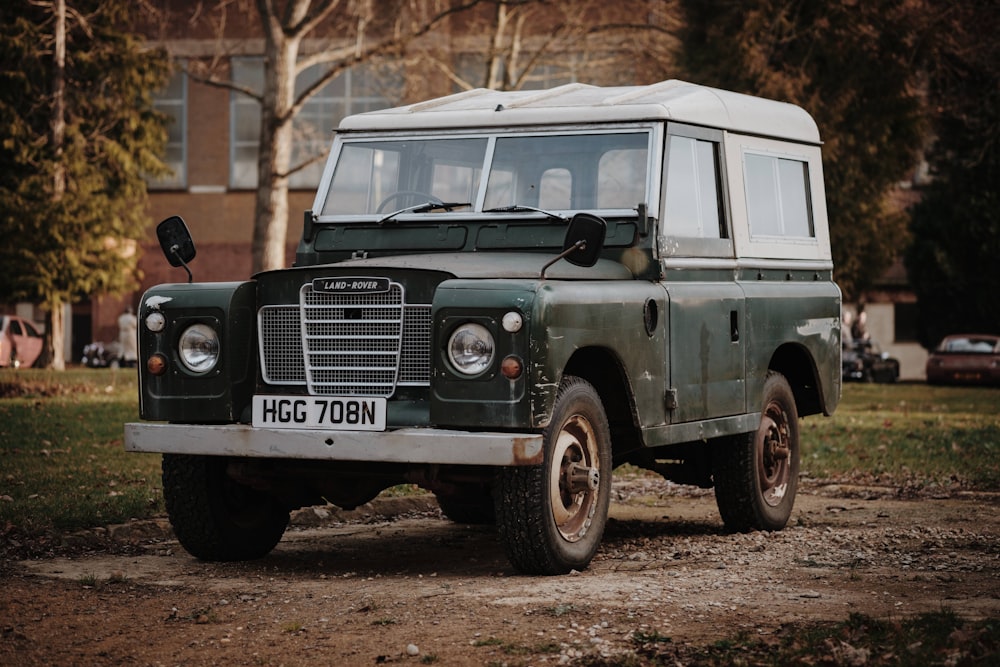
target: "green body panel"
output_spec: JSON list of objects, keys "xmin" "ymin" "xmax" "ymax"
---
[
  {"xmin": 430, "ymin": 279, "xmax": 537, "ymax": 428},
  {"xmin": 663, "ymin": 280, "xmax": 746, "ymax": 422},
  {"xmin": 526, "ymin": 280, "xmax": 669, "ymax": 430},
  {"xmin": 138, "ymin": 281, "xmax": 256, "ymax": 422},
  {"xmin": 740, "ymin": 276, "xmax": 843, "ymax": 416}
]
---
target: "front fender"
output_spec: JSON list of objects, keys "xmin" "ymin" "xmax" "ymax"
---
[{"xmin": 137, "ymin": 281, "xmax": 257, "ymax": 422}]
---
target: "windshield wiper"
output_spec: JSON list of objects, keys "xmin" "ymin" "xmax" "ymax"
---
[
  {"xmin": 483, "ymin": 204, "xmax": 568, "ymax": 223},
  {"xmin": 377, "ymin": 201, "xmax": 471, "ymax": 225}
]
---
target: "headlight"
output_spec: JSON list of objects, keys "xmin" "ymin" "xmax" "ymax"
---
[
  {"xmin": 447, "ymin": 323, "xmax": 494, "ymax": 375},
  {"xmin": 178, "ymin": 323, "xmax": 220, "ymax": 373}
]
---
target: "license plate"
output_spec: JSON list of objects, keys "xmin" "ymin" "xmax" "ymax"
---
[{"xmin": 252, "ymin": 395, "xmax": 387, "ymax": 431}]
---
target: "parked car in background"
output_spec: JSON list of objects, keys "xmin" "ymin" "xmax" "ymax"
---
[
  {"xmin": 843, "ymin": 339, "xmax": 900, "ymax": 383},
  {"xmin": 0, "ymin": 315, "xmax": 44, "ymax": 369},
  {"xmin": 926, "ymin": 334, "xmax": 1000, "ymax": 386}
]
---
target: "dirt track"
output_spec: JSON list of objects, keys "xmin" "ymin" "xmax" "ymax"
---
[{"xmin": 3, "ymin": 479, "xmax": 999, "ymax": 666}]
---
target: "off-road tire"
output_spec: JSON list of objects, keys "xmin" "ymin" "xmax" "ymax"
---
[
  {"xmin": 495, "ymin": 376, "xmax": 612, "ymax": 575},
  {"xmin": 162, "ymin": 454, "xmax": 289, "ymax": 561},
  {"xmin": 712, "ymin": 371, "xmax": 800, "ymax": 532}
]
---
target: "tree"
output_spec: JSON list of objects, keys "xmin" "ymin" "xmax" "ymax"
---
[
  {"xmin": 0, "ymin": 0, "xmax": 171, "ymax": 369},
  {"xmin": 676, "ymin": 0, "xmax": 926, "ymax": 300},
  {"xmin": 905, "ymin": 2, "xmax": 1000, "ymax": 348},
  {"xmin": 413, "ymin": 0, "xmax": 675, "ymax": 92}
]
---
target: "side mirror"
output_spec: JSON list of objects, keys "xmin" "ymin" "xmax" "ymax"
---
[
  {"xmin": 156, "ymin": 216, "xmax": 196, "ymax": 282},
  {"xmin": 541, "ymin": 213, "xmax": 607, "ymax": 278},
  {"xmin": 563, "ymin": 213, "xmax": 607, "ymax": 268}
]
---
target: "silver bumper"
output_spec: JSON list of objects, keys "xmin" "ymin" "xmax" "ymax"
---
[{"xmin": 124, "ymin": 422, "xmax": 544, "ymax": 466}]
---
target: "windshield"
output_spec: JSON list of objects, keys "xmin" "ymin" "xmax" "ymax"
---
[{"xmin": 319, "ymin": 130, "xmax": 650, "ymax": 218}]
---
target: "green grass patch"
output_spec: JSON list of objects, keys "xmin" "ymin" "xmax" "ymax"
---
[
  {"xmin": 802, "ymin": 383, "xmax": 1000, "ymax": 491},
  {"xmin": 0, "ymin": 368, "xmax": 163, "ymax": 533}
]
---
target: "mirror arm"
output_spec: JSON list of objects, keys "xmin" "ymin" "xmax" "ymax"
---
[
  {"xmin": 540, "ymin": 240, "xmax": 586, "ymax": 279},
  {"xmin": 170, "ymin": 245, "xmax": 194, "ymax": 283}
]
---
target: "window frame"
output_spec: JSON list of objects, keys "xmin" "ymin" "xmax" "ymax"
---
[
  {"xmin": 742, "ymin": 149, "xmax": 816, "ymax": 240},
  {"xmin": 312, "ymin": 123, "xmax": 660, "ymax": 222},
  {"xmin": 658, "ymin": 123, "xmax": 734, "ymax": 259}
]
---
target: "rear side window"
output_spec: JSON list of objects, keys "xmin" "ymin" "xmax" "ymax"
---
[{"xmin": 744, "ymin": 153, "xmax": 814, "ymax": 238}]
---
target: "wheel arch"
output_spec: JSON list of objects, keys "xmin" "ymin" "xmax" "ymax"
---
[
  {"xmin": 768, "ymin": 342, "xmax": 825, "ymax": 417},
  {"xmin": 563, "ymin": 346, "xmax": 643, "ymax": 463}
]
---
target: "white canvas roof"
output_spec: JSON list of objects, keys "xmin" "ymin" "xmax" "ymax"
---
[{"xmin": 338, "ymin": 79, "xmax": 821, "ymax": 144}]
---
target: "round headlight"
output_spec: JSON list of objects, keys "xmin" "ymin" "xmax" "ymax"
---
[
  {"xmin": 447, "ymin": 323, "xmax": 495, "ymax": 375},
  {"xmin": 178, "ymin": 323, "xmax": 220, "ymax": 373}
]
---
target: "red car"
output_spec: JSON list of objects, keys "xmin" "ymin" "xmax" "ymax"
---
[
  {"xmin": 926, "ymin": 334, "xmax": 1000, "ymax": 386},
  {"xmin": 0, "ymin": 315, "xmax": 44, "ymax": 369}
]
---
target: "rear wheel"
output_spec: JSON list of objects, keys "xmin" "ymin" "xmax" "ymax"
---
[
  {"xmin": 162, "ymin": 454, "xmax": 289, "ymax": 561},
  {"xmin": 495, "ymin": 376, "xmax": 612, "ymax": 574},
  {"xmin": 712, "ymin": 371, "xmax": 799, "ymax": 532}
]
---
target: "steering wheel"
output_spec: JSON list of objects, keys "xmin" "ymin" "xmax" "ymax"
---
[{"xmin": 375, "ymin": 191, "xmax": 442, "ymax": 214}]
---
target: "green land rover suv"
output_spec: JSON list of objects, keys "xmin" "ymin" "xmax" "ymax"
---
[{"xmin": 126, "ymin": 79, "xmax": 842, "ymax": 575}]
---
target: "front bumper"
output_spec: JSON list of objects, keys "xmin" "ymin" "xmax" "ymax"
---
[{"xmin": 124, "ymin": 422, "xmax": 543, "ymax": 466}]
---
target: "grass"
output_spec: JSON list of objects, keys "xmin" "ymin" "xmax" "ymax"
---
[
  {"xmin": 2, "ymin": 371, "xmax": 998, "ymax": 536},
  {"xmin": 0, "ymin": 368, "xmax": 163, "ymax": 533},
  {"xmin": 802, "ymin": 383, "xmax": 1000, "ymax": 491}
]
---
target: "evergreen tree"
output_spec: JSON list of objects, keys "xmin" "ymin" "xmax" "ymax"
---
[
  {"xmin": 0, "ymin": 0, "xmax": 171, "ymax": 368},
  {"xmin": 905, "ymin": 2, "xmax": 1000, "ymax": 348},
  {"xmin": 676, "ymin": 0, "xmax": 925, "ymax": 300}
]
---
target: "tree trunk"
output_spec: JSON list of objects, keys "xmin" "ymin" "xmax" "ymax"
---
[
  {"xmin": 48, "ymin": 0, "xmax": 67, "ymax": 370},
  {"xmin": 45, "ymin": 299, "xmax": 67, "ymax": 371},
  {"xmin": 251, "ymin": 15, "xmax": 299, "ymax": 274}
]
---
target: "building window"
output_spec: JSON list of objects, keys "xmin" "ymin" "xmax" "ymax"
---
[
  {"xmin": 230, "ymin": 58, "xmax": 399, "ymax": 190},
  {"xmin": 149, "ymin": 68, "xmax": 187, "ymax": 189}
]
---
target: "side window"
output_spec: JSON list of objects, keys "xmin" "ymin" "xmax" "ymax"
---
[
  {"xmin": 663, "ymin": 135, "xmax": 723, "ymax": 238},
  {"xmin": 744, "ymin": 153, "xmax": 814, "ymax": 238}
]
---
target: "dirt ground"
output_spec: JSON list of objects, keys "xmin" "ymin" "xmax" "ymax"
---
[{"xmin": 3, "ymin": 478, "xmax": 999, "ymax": 666}]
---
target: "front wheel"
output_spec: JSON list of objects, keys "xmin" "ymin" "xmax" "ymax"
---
[
  {"xmin": 712, "ymin": 371, "xmax": 800, "ymax": 532},
  {"xmin": 162, "ymin": 454, "xmax": 289, "ymax": 561},
  {"xmin": 495, "ymin": 376, "xmax": 612, "ymax": 575}
]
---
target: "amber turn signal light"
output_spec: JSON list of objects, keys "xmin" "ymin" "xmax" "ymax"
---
[
  {"xmin": 147, "ymin": 354, "xmax": 168, "ymax": 376},
  {"xmin": 500, "ymin": 355, "xmax": 522, "ymax": 380}
]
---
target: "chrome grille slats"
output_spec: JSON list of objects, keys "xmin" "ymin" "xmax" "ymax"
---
[
  {"xmin": 302, "ymin": 282, "xmax": 403, "ymax": 396},
  {"xmin": 257, "ymin": 279, "xmax": 432, "ymax": 396}
]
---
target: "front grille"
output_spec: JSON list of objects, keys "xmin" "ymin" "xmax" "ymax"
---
[{"xmin": 258, "ymin": 280, "xmax": 431, "ymax": 396}]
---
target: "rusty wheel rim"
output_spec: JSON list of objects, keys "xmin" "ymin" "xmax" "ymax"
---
[
  {"xmin": 548, "ymin": 413, "xmax": 600, "ymax": 542},
  {"xmin": 756, "ymin": 399, "xmax": 791, "ymax": 507}
]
